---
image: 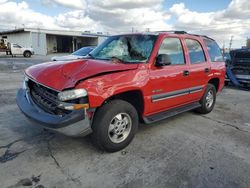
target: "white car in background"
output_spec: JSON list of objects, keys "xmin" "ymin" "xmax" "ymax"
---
[
  {"xmin": 0, "ymin": 41, "xmax": 34, "ymax": 57},
  {"xmin": 51, "ymin": 46, "xmax": 95, "ymax": 61}
]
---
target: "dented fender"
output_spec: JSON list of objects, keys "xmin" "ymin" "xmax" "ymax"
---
[{"xmin": 75, "ymin": 64, "xmax": 150, "ymax": 108}]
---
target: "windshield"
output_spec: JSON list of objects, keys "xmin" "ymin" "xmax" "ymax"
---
[
  {"xmin": 89, "ymin": 35, "xmax": 157, "ymax": 63},
  {"xmin": 72, "ymin": 47, "xmax": 94, "ymax": 56}
]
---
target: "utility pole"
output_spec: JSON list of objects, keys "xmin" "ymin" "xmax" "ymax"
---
[
  {"xmin": 222, "ymin": 40, "xmax": 225, "ymax": 54},
  {"xmin": 229, "ymin": 35, "xmax": 234, "ymax": 50}
]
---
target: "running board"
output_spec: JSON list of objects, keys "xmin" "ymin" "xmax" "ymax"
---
[{"xmin": 143, "ymin": 102, "xmax": 201, "ymax": 124}]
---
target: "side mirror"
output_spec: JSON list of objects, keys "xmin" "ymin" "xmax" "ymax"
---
[{"xmin": 156, "ymin": 54, "xmax": 171, "ymax": 67}]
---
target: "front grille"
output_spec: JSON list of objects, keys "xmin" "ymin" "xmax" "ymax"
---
[{"xmin": 28, "ymin": 79, "xmax": 70, "ymax": 115}]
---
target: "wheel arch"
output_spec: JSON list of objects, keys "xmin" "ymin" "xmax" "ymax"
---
[
  {"xmin": 23, "ymin": 50, "xmax": 31, "ymax": 56},
  {"xmin": 101, "ymin": 90, "xmax": 145, "ymax": 121},
  {"xmin": 208, "ymin": 77, "xmax": 220, "ymax": 92}
]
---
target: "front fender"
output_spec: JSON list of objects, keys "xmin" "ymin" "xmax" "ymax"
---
[{"xmin": 75, "ymin": 66, "xmax": 149, "ymax": 108}]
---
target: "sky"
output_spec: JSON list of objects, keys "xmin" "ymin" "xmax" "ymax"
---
[{"xmin": 0, "ymin": 0, "xmax": 249, "ymax": 48}]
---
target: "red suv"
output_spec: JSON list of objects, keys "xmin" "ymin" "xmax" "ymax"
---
[{"xmin": 17, "ymin": 31, "xmax": 225, "ymax": 152}]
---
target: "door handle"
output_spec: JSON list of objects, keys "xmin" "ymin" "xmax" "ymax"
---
[
  {"xmin": 183, "ymin": 70, "xmax": 189, "ymax": 76},
  {"xmin": 204, "ymin": 68, "xmax": 210, "ymax": 73}
]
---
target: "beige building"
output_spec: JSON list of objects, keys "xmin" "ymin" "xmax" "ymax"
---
[
  {"xmin": 247, "ymin": 38, "xmax": 250, "ymax": 48},
  {"xmin": 0, "ymin": 28, "xmax": 108, "ymax": 55}
]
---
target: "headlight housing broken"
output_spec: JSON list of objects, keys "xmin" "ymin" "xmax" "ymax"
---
[{"xmin": 58, "ymin": 89, "xmax": 87, "ymax": 101}]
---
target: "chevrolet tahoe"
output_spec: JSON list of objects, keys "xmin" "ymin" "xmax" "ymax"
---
[{"xmin": 16, "ymin": 31, "xmax": 225, "ymax": 152}]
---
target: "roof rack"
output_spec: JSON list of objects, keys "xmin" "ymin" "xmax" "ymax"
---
[
  {"xmin": 190, "ymin": 34, "xmax": 215, "ymax": 41},
  {"xmin": 155, "ymin": 30, "xmax": 187, "ymax": 34},
  {"xmin": 155, "ymin": 30, "xmax": 215, "ymax": 41}
]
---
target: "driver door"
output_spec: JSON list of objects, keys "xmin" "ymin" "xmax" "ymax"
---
[
  {"xmin": 11, "ymin": 44, "xmax": 23, "ymax": 55},
  {"xmin": 147, "ymin": 37, "xmax": 191, "ymax": 115}
]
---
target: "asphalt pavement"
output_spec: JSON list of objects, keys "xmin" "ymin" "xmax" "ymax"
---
[{"xmin": 0, "ymin": 56, "xmax": 250, "ymax": 188}]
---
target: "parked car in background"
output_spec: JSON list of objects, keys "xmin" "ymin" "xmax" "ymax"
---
[
  {"xmin": 51, "ymin": 46, "xmax": 95, "ymax": 61},
  {"xmin": 17, "ymin": 31, "xmax": 225, "ymax": 152},
  {"xmin": 227, "ymin": 48, "xmax": 250, "ymax": 87},
  {"xmin": 223, "ymin": 52, "xmax": 231, "ymax": 64},
  {"xmin": 223, "ymin": 52, "xmax": 232, "ymax": 85},
  {"xmin": 0, "ymin": 38, "xmax": 34, "ymax": 57}
]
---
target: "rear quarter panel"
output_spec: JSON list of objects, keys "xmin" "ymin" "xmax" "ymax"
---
[{"xmin": 210, "ymin": 61, "xmax": 226, "ymax": 91}]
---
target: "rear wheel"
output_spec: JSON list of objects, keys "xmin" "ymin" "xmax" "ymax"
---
[
  {"xmin": 196, "ymin": 84, "xmax": 216, "ymax": 114},
  {"xmin": 23, "ymin": 51, "xmax": 31, "ymax": 58},
  {"xmin": 91, "ymin": 100, "xmax": 138, "ymax": 152}
]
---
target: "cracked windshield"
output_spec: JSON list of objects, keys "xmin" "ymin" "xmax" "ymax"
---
[{"xmin": 90, "ymin": 35, "xmax": 157, "ymax": 63}]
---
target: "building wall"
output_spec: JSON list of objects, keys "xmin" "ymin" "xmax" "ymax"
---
[
  {"xmin": 31, "ymin": 32, "xmax": 47, "ymax": 55},
  {"xmin": 73, "ymin": 36, "xmax": 107, "ymax": 50},
  {"xmin": 98, "ymin": 36, "xmax": 107, "ymax": 45},
  {"xmin": 0, "ymin": 31, "xmax": 47, "ymax": 55},
  {"xmin": 46, "ymin": 35, "xmax": 57, "ymax": 53},
  {"xmin": 75, "ymin": 37, "xmax": 98, "ymax": 49},
  {"xmin": 0, "ymin": 32, "xmax": 31, "ymax": 48},
  {"xmin": 247, "ymin": 39, "xmax": 250, "ymax": 48},
  {"xmin": 1, "ymin": 29, "xmax": 109, "ymax": 55}
]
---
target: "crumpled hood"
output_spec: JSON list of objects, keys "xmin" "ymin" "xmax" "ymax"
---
[{"xmin": 25, "ymin": 59, "xmax": 138, "ymax": 91}]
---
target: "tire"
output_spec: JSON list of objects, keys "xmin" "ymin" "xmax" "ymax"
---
[
  {"xmin": 91, "ymin": 100, "xmax": 138, "ymax": 152},
  {"xmin": 23, "ymin": 51, "xmax": 31, "ymax": 58},
  {"xmin": 196, "ymin": 84, "xmax": 216, "ymax": 114}
]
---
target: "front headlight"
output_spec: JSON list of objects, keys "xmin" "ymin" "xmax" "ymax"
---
[
  {"xmin": 58, "ymin": 89, "xmax": 87, "ymax": 101},
  {"xmin": 22, "ymin": 76, "xmax": 29, "ymax": 89}
]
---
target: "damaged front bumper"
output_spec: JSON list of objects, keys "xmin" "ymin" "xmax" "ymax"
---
[{"xmin": 16, "ymin": 88, "xmax": 92, "ymax": 137}]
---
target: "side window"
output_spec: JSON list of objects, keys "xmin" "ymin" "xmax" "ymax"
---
[
  {"xmin": 204, "ymin": 39, "xmax": 223, "ymax": 62},
  {"xmin": 158, "ymin": 38, "xmax": 185, "ymax": 65},
  {"xmin": 13, "ymin": 44, "xmax": 21, "ymax": 48},
  {"xmin": 185, "ymin": 39, "xmax": 206, "ymax": 64}
]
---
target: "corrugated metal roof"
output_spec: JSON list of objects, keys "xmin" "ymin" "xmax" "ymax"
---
[{"xmin": 0, "ymin": 28, "xmax": 109, "ymax": 37}]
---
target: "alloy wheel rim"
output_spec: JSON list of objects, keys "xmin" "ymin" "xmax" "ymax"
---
[
  {"xmin": 206, "ymin": 90, "xmax": 214, "ymax": 109},
  {"xmin": 108, "ymin": 113, "xmax": 132, "ymax": 144}
]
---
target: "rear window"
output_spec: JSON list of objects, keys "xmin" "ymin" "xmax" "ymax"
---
[
  {"xmin": 204, "ymin": 39, "xmax": 223, "ymax": 62},
  {"xmin": 13, "ymin": 44, "xmax": 22, "ymax": 48}
]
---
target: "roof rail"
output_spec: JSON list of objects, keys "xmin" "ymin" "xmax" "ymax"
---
[
  {"xmin": 190, "ymin": 34, "xmax": 215, "ymax": 41},
  {"xmin": 155, "ymin": 30, "xmax": 215, "ymax": 41},
  {"xmin": 155, "ymin": 30, "xmax": 187, "ymax": 34}
]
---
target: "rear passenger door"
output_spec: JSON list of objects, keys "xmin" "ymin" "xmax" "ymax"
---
[{"xmin": 184, "ymin": 38, "xmax": 210, "ymax": 101}]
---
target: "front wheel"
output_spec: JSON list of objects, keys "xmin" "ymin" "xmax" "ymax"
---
[
  {"xmin": 196, "ymin": 84, "xmax": 216, "ymax": 114},
  {"xmin": 91, "ymin": 100, "xmax": 138, "ymax": 152},
  {"xmin": 23, "ymin": 51, "xmax": 31, "ymax": 58}
]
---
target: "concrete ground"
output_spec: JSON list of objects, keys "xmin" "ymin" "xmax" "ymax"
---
[{"xmin": 0, "ymin": 56, "xmax": 250, "ymax": 188}]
